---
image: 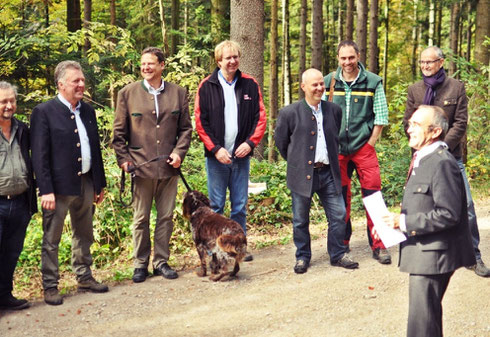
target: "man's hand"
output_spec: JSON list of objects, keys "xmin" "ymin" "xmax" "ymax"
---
[
  {"xmin": 167, "ymin": 153, "xmax": 182, "ymax": 168},
  {"xmin": 94, "ymin": 189, "xmax": 105, "ymax": 204},
  {"xmin": 215, "ymin": 148, "xmax": 232, "ymax": 164},
  {"xmin": 121, "ymin": 161, "xmax": 134, "ymax": 173},
  {"xmin": 367, "ymin": 125, "xmax": 384, "ymax": 147},
  {"xmin": 372, "ymin": 212, "xmax": 400, "ymax": 240},
  {"xmin": 41, "ymin": 193, "xmax": 56, "ymax": 210},
  {"xmin": 234, "ymin": 142, "xmax": 252, "ymax": 158}
]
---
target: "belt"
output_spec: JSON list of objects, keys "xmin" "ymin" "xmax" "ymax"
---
[
  {"xmin": 314, "ymin": 162, "xmax": 329, "ymax": 169},
  {"xmin": 0, "ymin": 193, "xmax": 23, "ymax": 200}
]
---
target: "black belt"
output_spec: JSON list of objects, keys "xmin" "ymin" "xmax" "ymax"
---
[
  {"xmin": 0, "ymin": 193, "xmax": 23, "ymax": 200},
  {"xmin": 314, "ymin": 162, "xmax": 329, "ymax": 169}
]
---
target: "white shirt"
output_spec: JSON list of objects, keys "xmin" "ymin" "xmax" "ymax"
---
[
  {"xmin": 143, "ymin": 79, "xmax": 165, "ymax": 118},
  {"xmin": 58, "ymin": 94, "xmax": 91, "ymax": 174},
  {"xmin": 306, "ymin": 101, "xmax": 329, "ymax": 165},
  {"xmin": 218, "ymin": 70, "xmax": 238, "ymax": 154}
]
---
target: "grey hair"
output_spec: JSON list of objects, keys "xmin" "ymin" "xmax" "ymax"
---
[
  {"xmin": 422, "ymin": 46, "xmax": 445, "ymax": 59},
  {"xmin": 54, "ymin": 60, "xmax": 83, "ymax": 86},
  {"xmin": 0, "ymin": 81, "xmax": 18, "ymax": 98},
  {"xmin": 419, "ymin": 104, "xmax": 449, "ymax": 140}
]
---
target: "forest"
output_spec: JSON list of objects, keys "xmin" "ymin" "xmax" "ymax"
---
[{"xmin": 0, "ymin": 0, "xmax": 488, "ymax": 290}]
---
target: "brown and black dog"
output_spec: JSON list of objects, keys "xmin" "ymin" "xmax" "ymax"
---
[{"xmin": 183, "ymin": 190, "xmax": 247, "ymax": 281}]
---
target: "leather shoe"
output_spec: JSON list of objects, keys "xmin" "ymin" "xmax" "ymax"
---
[
  {"xmin": 44, "ymin": 287, "xmax": 63, "ymax": 306},
  {"xmin": 0, "ymin": 294, "xmax": 30, "ymax": 310},
  {"xmin": 244, "ymin": 254, "xmax": 254, "ymax": 262},
  {"xmin": 132, "ymin": 268, "xmax": 149, "ymax": 283},
  {"xmin": 294, "ymin": 259, "xmax": 309, "ymax": 274},
  {"xmin": 373, "ymin": 248, "xmax": 392, "ymax": 264},
  {"xmin": 474, "ymin": 259, "xmax": 490, "ymax": 277},
  {"xmin": 154, "ymin": 263, "xmax": 178, "ymax": 279},
  {"xmin": 331, "ymin": 254, "xmax": 359, "ymax": 269},
  {"xmin": 77, "ymin": 277, "xmax": 109, "ymax": 293}
]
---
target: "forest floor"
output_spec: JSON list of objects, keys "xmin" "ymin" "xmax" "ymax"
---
[{"xmin": 0, "ymin": 197, "xmax": 489, "ymax": 337}]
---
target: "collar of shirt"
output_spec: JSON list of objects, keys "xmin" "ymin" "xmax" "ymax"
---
[
  {"xmin": 306, "ymin": 101, "xmax": 322, "ymax": 114},
  {"xmin": 58, "ymin": 93, "xmax": 81, "ymax": 113},
  {"xmin": 218, "ymin": 70, "xmax": 238, "ymax": 86},
  {"xmin": 143, "ymin": 79, "xmax": 165, "ymax": 94},
  {"xmin": 413, "ymin": 140, "xmax": 447, "ymax": 168},
  {"xmin": 339, "ymin": 66, "xmax": 361, "ymax": 86}
]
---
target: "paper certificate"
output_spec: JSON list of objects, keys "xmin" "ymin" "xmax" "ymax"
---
[{"xmin": 362, "ymin": 191, "xmax": 406, "ymax": 248}]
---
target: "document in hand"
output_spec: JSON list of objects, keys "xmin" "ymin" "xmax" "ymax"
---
[{"xmin": 362, "ymin": 191, "xmax": 407, "ymax": 248}]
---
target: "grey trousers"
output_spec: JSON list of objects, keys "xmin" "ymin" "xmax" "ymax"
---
[
  {"xmin": 407, "ymin": 272, "xmax": 453, "ymax": 337},
  {"xmin": 132, "ymin": 176, "xmax": 178, "ymax": 270},
  {"xmin": 41, "ymin": 174, "xmax": 95, "ymax": 290}
]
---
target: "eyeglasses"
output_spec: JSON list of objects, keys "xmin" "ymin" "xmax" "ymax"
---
[{"xmin": 418, "ymin": 59, "xmax": 441, "ymax": 66}]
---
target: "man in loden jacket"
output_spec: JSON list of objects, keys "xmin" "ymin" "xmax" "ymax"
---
[
  {"xmin": 112, "ymin": 47, "xmax": 192, "ymax": 283},
  {"xmin": 194, "ymin": 40, "xmax": 266, "ymax": 261}
]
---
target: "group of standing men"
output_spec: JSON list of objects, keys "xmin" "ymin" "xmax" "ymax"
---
[{"xmin": 0, "ymin": 39, "xmax": 487, "ymax": 320}]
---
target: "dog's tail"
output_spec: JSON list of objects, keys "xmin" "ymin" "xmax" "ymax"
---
[{"xmin": 216, "ymin": 234, "xmax": 247, "ymax": 261}]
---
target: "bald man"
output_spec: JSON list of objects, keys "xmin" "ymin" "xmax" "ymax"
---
[{"xmin": 275, "ymin": 68, "xmax": 358, "ymax": 274}]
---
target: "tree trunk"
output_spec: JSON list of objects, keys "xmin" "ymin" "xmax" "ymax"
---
[
  {"xmin": 311, "ymin": 0, "xmax": 324, "ymax": 70},
  {"xmin": 268, "ymin": 0, "xmax": 279, "ymax": 163},
  {"xmin": 475, "ymin": 0, "xmax": 490, "ymax": 67},
  {"xmin": 449, "ymin": 1, "xmax": 461, "ymax": 76},
  {"xmin": 436, "ymin": 0, "xmax": 442, "ymax": 46},
  {"xmin": 368, "ymin": 0, "xmax": 379, "ymax": 73},
  {"xmin": 211, "ymin": 0, "xmax": 230, "ymax": 46},
  {"xmin": 383, "ymin": 0, "xmax": 389, "ymax": 93},
  {"xmin": 158, "ymin": 0, "xmax": 169, "ymax": 56},
  {"xmin": 44, "ymin": 0, "xmax": 50, "ymax": 28},
  {"xmin": 83, "ymin": 0, "xmax": 92, "ymax": 55},
  {"xmin": 411, "ymin": 0, "xmax": 419, "ymax": 80},
  {"xmin": 356, "ymin": 0, "xmax": 368, "ymax": 64},
  {"xmin": 282, "ymin": 0, "xmax": 291, "ymax": 106},
  {"xmin": 338, "ymin": 0, "xmax": 344, "ymax": 42},
  {"xmin": 428, "ymin": 0, "xmax": 435, "ymax": 46},
  {"xmin": 298, "ymin": 0, "xmax": 307, "ymax": 99},
  {"xmin": 67, "ymin": 0, "xmax": 81, "ymax": 32},
  {"xmin": 230, "ymin": 0, "xmax": 265, "ymax": 157},
  {"xmin": 170, "ymin": 0, "xmax": 180, "ymax": 56},
  {"xmin": 346, "ymin": 0, "xmax": 354, "ymax": 41},
  {"xmin": 110, "ymin": 0, "xmax": 116, "ymax": 26},
  {"xmin": 465, "ymin": 1, "xmax": 473, "ymax": 62}
]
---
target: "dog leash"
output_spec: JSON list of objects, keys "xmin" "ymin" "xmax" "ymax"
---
[{"xmin": 119, "ymin": 154, "xmax": 192, "ymax": 207}]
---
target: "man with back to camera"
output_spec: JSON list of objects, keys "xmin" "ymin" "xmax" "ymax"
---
[
  {"xmin": 275, "ymin": 68, "xmax": 359, "ymax": 274},
  {"xmin": 382, "ymin": 105, "xmax": 475, "ymax": 337},
  {"xmin": 323, "ymin": 40, "xmax": 391, "ymax": 265},
  {"xmin": 30, "ymin": 60, "xmax": 108, "ymax": 306},
  {"xmin": 0, "ymin": 81, "xmax": 37, "ymax": 310},
  {"xmin": 404, "ymin": 45, "xmax": 490, "ymax": 277}
]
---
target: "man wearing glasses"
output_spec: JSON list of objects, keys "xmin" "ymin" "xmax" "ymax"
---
[{"xmin": 404, "ymin": 46, "xmax": 490, "ymax": 278}]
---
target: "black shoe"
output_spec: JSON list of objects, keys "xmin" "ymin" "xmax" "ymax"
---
[
  {"xmin": 44, "ymin": 287, "xmax": 63, "ymax": 306},
  {"xmin": 132, "ymin": 268, "xmax": 149, "ymax": 283},
  {"xmin": 331, "ymin": 254, "xmax": 359, "ymax": 269},
  {"xmin": 0, "ymin": 294, "xmax": 30, "ymax": 310},
  {"xmin": 154, "ymin": 263, "xmax": 178, "ymax": 279},
  {"xmin": 294, "ymin": 259, "xmax": 309, "ymax": 274},
  {"xmin": 373, "ymin": 248, "xmax": 392, "ymax": 264},
  {"xmin": 244, "ymin": 254, "xmax": 254, "ymax": 262},
  {"xmin": 474, "ymin": 259, "xmax": 490, "ymax": 277}
]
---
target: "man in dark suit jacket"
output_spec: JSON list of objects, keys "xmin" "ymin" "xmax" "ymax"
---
[
  {"xmin": 31, "ymin": 61, "xmax": 108, "ymax": 306},
  {"xmin": 382, "ymin": 105, "xmax": 475, "ymax": 337},
  {"xmin": 404, "ymin": 46, "xmax": 489, "ymax": 278},
  {"xmin": 275, "ymin": 68, "xmax": 359, "ymax": 274}
]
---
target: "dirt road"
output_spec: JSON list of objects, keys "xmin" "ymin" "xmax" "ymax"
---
[{"xmin": 1, "ymin": 201, "xmax": 489, "ymax": 337}]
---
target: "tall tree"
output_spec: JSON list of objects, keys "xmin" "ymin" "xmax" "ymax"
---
[
  {"xmin": 170, "ymin": 0, "xmax": 180, "ymax": 56},
  {"xmin": 411, "ymin": 0, "xmax": 420, "ymax": 79},
  {"xmin": 211, "ymin": 0, "xmax": 230, "ymax": 46},
  {"xmin": 268, "ymin": 0, "xmax": 279, "ymax": 163},
  {"xmin": 474, "ymin": 0, "xmax": 490, "ymax": 67},
  {"xmin": 368, "ymin": 0, "xmax": 379, "ymax": 73},
  {"xmin": 67, "ymin": 0, "xmax": 81, "ymax": 32},
  {"xmin": 428, "ymin": 0, "xmax": 435, "ymax": 45},
  {"xmin": 298, "ymin": 0, "xmax": 307, "ymax": 99},
  {"xmin": 337, "ymin": 1, "xmax": 344, "ymax": 41},
  {"xmin": 356, "ymin": 0, "xmax": 368, "ymax": 64},
  {"xmin": 311, "ymin": 0, "xmax": 324, "ymax": 70},
  {"xmin": 83, "ymin": 0, "xmax": 92, "ymax": 55},
  {"xmin": 449, "ymin": 1, "xmax": 461, "ymax": 76},
  {"xmin": 158, "ymin": 0, "xmax": 169, "ymax": 55},
  {"xmin": 383, "ymin": 0, "xmax": 389, "ymax": 92},
  {"xmin": 346, "ymin": 0, "xmax": 354, "ymax": 40},
  {"xmin": 110, "ymin": 0, "xmax": 116, "ymax": 26},
  {"xmin": 282, "ymin": 0, "xmax": 292, "ymax": 106}
]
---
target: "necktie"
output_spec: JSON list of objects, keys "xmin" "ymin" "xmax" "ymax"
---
[{"xmin": 406, "ymin": 152, "xmax": 418, "ymax": 184}]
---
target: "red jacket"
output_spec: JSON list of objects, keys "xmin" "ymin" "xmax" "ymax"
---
[{"xmin": 194, "ymin": 68, "xmax": 266, "ymax": 157}]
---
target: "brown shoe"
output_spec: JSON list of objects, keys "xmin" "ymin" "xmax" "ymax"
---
[
  {"xmin": 44, "ymin": 288, "xmax": 63, "ymax": 306},
  {"xmin": 331, "ymin": 254, "xmax": 359, "ymax": 269},
  {"xmin": 373, "ymin": 248, "xmax": 392, "ymax": 264},
  {"xmin": 77, "ymin": 277, "xmax": 109, "ymax": 293}
]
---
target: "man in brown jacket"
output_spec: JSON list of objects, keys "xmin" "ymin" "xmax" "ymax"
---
[{"xmin": 112, "ymin": 47, "xmax": 192, "ymax": 283}]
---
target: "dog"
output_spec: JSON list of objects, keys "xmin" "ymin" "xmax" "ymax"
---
[{"xmin": 183, "ymin": 190, "xmax": 247, "ymax": 281}]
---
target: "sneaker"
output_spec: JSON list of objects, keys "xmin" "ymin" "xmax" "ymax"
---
[
  {"xmin": 331, "ymin": 254, "xmax": 359, "ymax": 269},
  {"xmin": 474, "ymin": 259, "xmax": 490, "ymax": 277},
  {"xmin": 373, "ymin": 248, "xmax": 392, "ymax": 264},
  {"xmin": 244, "ymin": 254, "xmax": 254, "ymax": 262},
  {"xmin": 132, "ymin": 268, "xmax": 149, "ymax": 283},
  {"xmin": 294, "ymin": 259, "xmax": 309, "ymax": 274},
  {"xmin": 154, "ymin": 263, "xmax": 178, "ymax": 279},
  {"xmin": 77, "ymin": 277, "xmax": 109, "ymax": 293},
  {"xmin": 0, "ymin": 294, "xmax": 30, "ymax": 310},
  {"xmin": 44, "ymin": 287, "xmax": 63, "ymax": 306}
]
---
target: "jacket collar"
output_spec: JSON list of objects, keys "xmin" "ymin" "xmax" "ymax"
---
[
  {"xmin": 335, "ymin": 62, "xmax": 368, "ymax": 84},
  {"xmin": 209, "ymin": 67, "xmax": 242, "ymax": 85}
]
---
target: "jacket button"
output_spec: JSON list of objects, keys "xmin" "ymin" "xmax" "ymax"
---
[
  {"xmin": 74, "ymin": 129, "xmax": 78, "ymax": 133},
  {"xmin": 156, "ymin": 125, "xmax": 160, "ymax": 128},
  {"xmin": 78, "ymin": 157, "xmax": 82, "ymax": 162},
  {"xmin": 306, "ymin": 175, "xmax": 311, "ymax": 180},
  {"xmin": 76, "ymin": 143, "xmax": 81, "ymax": 147},
  {"xmin": 78, "ymin": 171, "xmax": 82, "ymax": 176},
  {"xmin": 354, "ymin": 98, "xmax": 358, "ymax": 103},
  {"xmin": 308, "ymin": 161, "xmax": 312, "ymax": 165},
  {"xmin": 411, "ymin": 231, "xmax": 416, "ymax": 236},
  {"xmin": 152, "ymin": 110, "xmax": 156, "ymax": 114},
  {"xmin": 71, "ymin": 115, "xmax": 75, "ymax": 120},
  {"xmin": 417, "ymin": 187, "xmax": 421, "ymax": 192},
  {"xmin": 311, "ymin": 131, "xmax": 315, "ymax": 135},
  {"xmin": 310, "ymin": 146, "xmax": 314, "ymax": 150},
  {"xmin": 157, "ymin": 140, "xmax": 160, "ymax": 144},
  {"xmin": 311, "ymin": 116, "xmax": 315, "ymax": 120}
]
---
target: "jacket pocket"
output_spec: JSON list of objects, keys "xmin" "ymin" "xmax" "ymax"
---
[
  {"xmin": 443, "ymin": 98, "xmax": 457, "ymax": 106},
  {"xmin": 412, "ymin": 183, "xmax": 429, "ymax": 194}
]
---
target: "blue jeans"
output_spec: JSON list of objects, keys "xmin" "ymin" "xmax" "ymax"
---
[
  {"xmin": 0, "ymin": 194, "xmax": 31, "ymax": 298},
  {"xmin": 456, "ymin": 159, "xmax": 481, "ymax": 260},
  {"xmin": 291, "ymin": 166, "xmax": 347, "ymax": 263},
  {"xmin": 206, "ymin": 156, "xmax": 250, "ymax": 234}
]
